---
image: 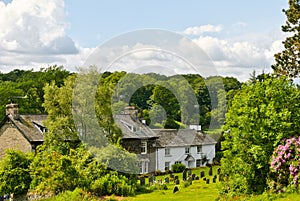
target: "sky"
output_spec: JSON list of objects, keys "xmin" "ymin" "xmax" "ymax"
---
[{"xmin": 0, "ymin": 0, "xmax": 290, "ymax": 81}]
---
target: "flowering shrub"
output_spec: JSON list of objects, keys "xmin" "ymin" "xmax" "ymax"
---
[{"xmin": 270, "ymin": 136, "xmax": 300, "ymax": 191}]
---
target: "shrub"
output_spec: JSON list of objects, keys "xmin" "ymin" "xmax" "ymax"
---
[
  {"xmin": 154, "ymin": 170, "xmax": 162, "ymax": 176},
  {"xmin": 171, "ymin": 164, "xmax": 186, "ymax": 173},
  {"xmin": 183, "ymin": 181, "xmax": 191, "ymax": 188},
  {"xmin": 30, "ymin": 149, "xmax": 79, "ymax": 195},
  {"xmin": 269, "ymin": 136, "xmax": 300, "ymax": 192},
  {"xmin": 0, "ymin": 150, "xmax": 33, "ymax": 195},
  {"xmin": 91, "ymin": 173, "xmax": 135, "ymax": 196}
]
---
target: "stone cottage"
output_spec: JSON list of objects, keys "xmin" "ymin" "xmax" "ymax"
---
[
  {"xmin": 114, "ymin": 107, "xmax": 158, "ymax": 174},
  {"xmin": 0, "ymin": 103, "xmax": 47, "ymax": 158}
]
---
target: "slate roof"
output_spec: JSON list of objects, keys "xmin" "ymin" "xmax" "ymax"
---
[
  {"xmin": 153, "ymin": 129, "xmax": 217, "ymax": 147},
  {"xmin": 114, "ymin": 114, "xmax": 157, "ymax": 139},
  {"xmin": 1, "ymin": 114, "xmax": 47, "ymax": 142}
]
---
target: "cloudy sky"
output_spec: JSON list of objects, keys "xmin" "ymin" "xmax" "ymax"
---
[{"xmin": 0, "ymin": 0, "xmax": 289, "ymax": 81}]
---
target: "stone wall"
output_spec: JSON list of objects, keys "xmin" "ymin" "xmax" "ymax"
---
[
  {"xmin": 121, "ymin": 138, "xmax": 157, "ymax": 173},
  {"xmin": 0, "ymin": 123, "xmax": 32, "ymax": 158}
]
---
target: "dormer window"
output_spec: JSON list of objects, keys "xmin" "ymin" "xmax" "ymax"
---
[
  {"xmin": 141, "ymin": 141, "xmax": 147, "ymax": 154},
  {"xmin": 121, "ymin": 120, "xmax": 140, "ymax": 133}
]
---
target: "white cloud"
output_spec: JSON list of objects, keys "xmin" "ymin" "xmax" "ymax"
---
[
  {"xmin": 0, "ymin": 0, "xmax": 79, "ymax": 72},
  {"xmin": 183, "ymin": 24, "xmax": 222, "ymax": 36},
  {"xmin": 190, "ymin": 32, "xmax": 285, "ymax": 81},
  {"xmin": 0, "ymin": 2, "xmax": 286, "ymax": 85}
]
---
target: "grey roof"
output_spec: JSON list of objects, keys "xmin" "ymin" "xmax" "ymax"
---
[
  {"xmin": 114, "ymin": 114, "xmax": 157, "ymax": 139},
  {"xmin": 153, "ymin": 129, "xmax": 217, "ymax": 147},
  {"xmin": 21, "ymin": 114, "xmax": 47, "ymax": 127},
  {"xmin": 4, "ymin": 114, "xmax": 47, "ymax": 142}
]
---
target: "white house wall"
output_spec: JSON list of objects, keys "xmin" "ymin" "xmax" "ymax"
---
[{"xmin": 156, "ymin": 144, "xmax": 215, "ymax": 172}]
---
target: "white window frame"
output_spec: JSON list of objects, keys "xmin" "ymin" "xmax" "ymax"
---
[
  {"xmin": 141, "ymin": 141, "xmax": 147, "ymax": 154},
  {"xmin": 165, "ymin": 147, "xmax": 170, "ymax": 156},
  {"xmin": 139, "ymin": 160, "xmax": 149, "ymax": 174},
  {"xmin": 185, "ymin": 147, "xmax": 190, "ymax": 154},
  {"xmin": 165, "ymin": 161, "xmax": 170, "ymax": 170}
]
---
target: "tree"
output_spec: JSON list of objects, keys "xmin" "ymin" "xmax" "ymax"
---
[
  {"xmin": 43, "ymin": 74, "xmax": 79, "ymax": 147},
  {"xmin": 0, "ymin": 150, "xmax": 33, "ymax": 195},
  {"xmin": 220, "ymin": 76, "xmax": 300, "ymax": 195},
  {"xmin": 272, "ymin": 0, "xmax": 300, "ymax": 78},
  {"xmin": 95, "ymin": 71, "xmax": 126, "ymax": 143},
  {"xmin": 0, "ymin": 66, "xmax": 70, "ymax": 120}
]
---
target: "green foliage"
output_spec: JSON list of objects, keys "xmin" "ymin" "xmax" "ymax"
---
[
  {"xmin": 0, "ymin": 66, "xmax": 70, "ymax": 120},
  {"xmin": 95, "ymin": 71, "xmax": 126, "ymax": 143},
  {"xmin": 43, "ymin": 74, "xmax": 79, "ymax": 146},
  {"xmin": 30, "ymin": 145, "xmax": 80, "ymax": 195},
  {"xmin": 171, "ymin": 164, "xmax": 186, "ymax": 173},
  {"xmin": 91, "ymin": 172, "xmax": 135, "ymax": 196},
  {"xmin": 269, "ymin": 137, "xmax": 300, "ymax": 192},
  {"xmin": 38, "ymin": 188, "xmax": 98, "ymax": 201},
  {"xmin": 0, "ymin": 150, "xmax": 33, "ymax": 195},
  {"xmin": 272, "ymin": 0, "xmax": 300, "ymax": 78},
  {"xmin": 220, "ymin": 76, "xmax": 300, "ymax": 196},
  {"xmin": 89, "ymin": 144, "xmax": 139, "ymax": 174}
]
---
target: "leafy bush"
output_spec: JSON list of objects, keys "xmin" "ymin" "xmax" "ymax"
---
[
  {"xmin": 154, "ymin": 170, "xmax": 162, "ymax": 176},
  {"xmin": 91, "ymin": 173, "xmax": 134, "ymax": 196},
  {"xmin": 30, "ymin": 148, "xmax": 80, "ymax": 195},
  {"xmin": 0, "ymin": 150, "xmax": 33, "ymax": 195},
  {"xmin": 89, "ymin": 145, "xmax": 139, "ymax": 174},
  {"xmin": 38, "ymin": 188, "xmax": 98, "ymax": 201},
  {"xmin": 183, "ymin": 181, "xmax": 191, "ymax": 188},
  {"xmin": 171, "ymin": 163, "xmax": 186, "ymax": 173},
  {"xmin": 269, "ymin": 136, "xmax": 300, "ymax": 192}
]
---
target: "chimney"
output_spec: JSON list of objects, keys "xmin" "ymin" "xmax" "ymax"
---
[
  {"xmin": 189, "ymin": 124, "xmax": 202, "ymax": 131},
  {"xmin": 6, "ymin": 103, "xmax": 19, "ymax": 119}
]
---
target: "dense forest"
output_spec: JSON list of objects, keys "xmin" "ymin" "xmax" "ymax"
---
[
  {"xmin": 0, "ymin": 66, "xmax": 241, "ymax": 130},
  {"xmin": 0, "ymin": 66, "xmax": 70, "ymax": 120}
]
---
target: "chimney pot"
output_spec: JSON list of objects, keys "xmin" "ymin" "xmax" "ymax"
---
[{"xmin": 6, "ymin": 103, "xmax": 19, "ymax": 119}]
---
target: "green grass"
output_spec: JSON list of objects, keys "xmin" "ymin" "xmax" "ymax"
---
[
  {"xmin": 37, "ymin": 166, "xmax": 300, "ymax": 201},
  {"xmin": 128, "ymin": 166, "xmax": 220, "ymax": 201},
  {"xmin": 129, "ymin": 180, "xmax": 218, "ymax": 201}
]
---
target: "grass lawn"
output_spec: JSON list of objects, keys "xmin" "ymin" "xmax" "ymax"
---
[
  {"xmin": 127, "ymin": 166, "xmax": 220, "ymax": 201},
  {"xmin": 128, "ymin": 180, "xmax": 218, "ymax": 201},
  {"xmin": 38, "ymin": 166, "xmax": 300, "ymax": 201}
]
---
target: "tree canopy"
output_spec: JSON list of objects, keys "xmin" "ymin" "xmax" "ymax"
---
[
  {"xmin": 272, "ymin": 0, "xmax": 300, "ymax": 78},
  {"xmin": 220, "ymin": 76, "xmax": 300, "ymax": 195}
]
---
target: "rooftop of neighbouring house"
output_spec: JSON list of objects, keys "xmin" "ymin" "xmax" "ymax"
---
[
  {"xmin": 114, "ymin": 113, "xmax": 158, "ymax": 139},
  {"xmin": 0, "ymin": 103, "xmax": 47, "ymax": 142},
  {"xmin": 153, "ymin": 129, "xmax": 217, "ymax": 147}
]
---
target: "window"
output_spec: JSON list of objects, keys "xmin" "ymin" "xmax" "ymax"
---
[
  {"xmin": 197, "ymin": 145, "xmax": 202, "ymax": 153},
  {"xmin": 175, "ymin": 161, "xmax": 181, "ymax": 164},
  {"xmin": 165, "ymin": 147, "xmax": 170, "ymax": 156},
  {"xmin": 139, "ymin": 160, "xmax": 149, "ymax": 174},
  {"xmin": 165, "ymin": 162, "xmax": 170, "ymax": 171},
  {"xmin": 139, "ymin": 161, "xmax": 143, "ymax": 173},
  {"xmin": 141, "ymin": 141, "xmax": 147, "ymax": 154},
  {"xmin": 185, "ymin": 147, "xmax": 190, "ymax": 154},
  {"xmin": 196, "ymin": 159, "xmax": 201, "ymax": 167}
]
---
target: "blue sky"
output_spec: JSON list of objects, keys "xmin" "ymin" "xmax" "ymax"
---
[
  {"xmin": 0, "ymin": 0, "xmax": 290, "ymax": 81},
  {"xmin": 64, "ymin": 0, "xmax": 287, "ymax": 47}
]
